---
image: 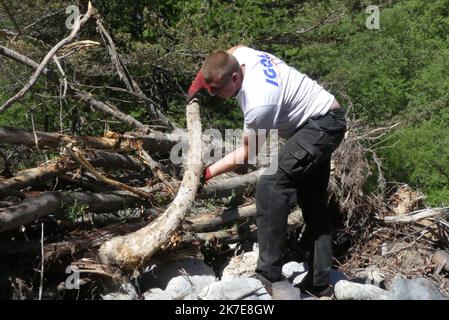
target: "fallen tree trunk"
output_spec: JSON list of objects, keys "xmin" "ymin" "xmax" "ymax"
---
[
  {"xmin": 0, "ymin": 191, "xmax": 144, "ymax": 233},
  {"xmin": 183, "ymin": 203, "xmax": 257, "ymax": 232},
  {"xmin": 0, "ymin": 221, "xmax": 147, "ymax": 260},
  {"xmin": 0, "ymin": 149, "xmax": 145, "ymax": 195},
  {"xmin": 97, "ymin": 100, "xmax": 203, "ymax": 269},
  {"xmin": 0, "ymin": 126, "xmax": 183, "ymax": 155},
  {"xmin": 182, "ymin": 209, "xmax": 303, "ymax": 244},
  {"xmin": 44, "ymin": 221, "xmax": 148, "ymax": 263},
  {"xmin": 0, "ymin": 127, "xmax": 128, "ymax": 151}
]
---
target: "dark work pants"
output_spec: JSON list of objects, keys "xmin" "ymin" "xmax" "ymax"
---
[{"xmin": 255, "ymin": 108, "xmax": 346, "ymax": 286}]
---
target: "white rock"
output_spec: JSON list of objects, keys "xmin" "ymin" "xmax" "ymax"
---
[
  {"xmin": 221, "ymin": 248, "xmax": 259, "ymax": 279},
  {"xmin": 165, "ymin": 275, "xmax": 216, "ymax": 300},
  {"xmin": 140, "ymin": 257, "xmax": 215, "ymax": 291},
  {"xmin": 334, "ymin": 280, "xmax": 390, "ymax": 300},
  {"xmin": 198, "ymin": 278, "xmax": 271, "ymax": 300},
  {"xmin": 102, "ymin": 282, "xmax": 138, "ymax": 300},
  {"xmin": 282, "ymin": 261, "xmax": 307, "ymax": 280},
  {"xmin": 142, "ymin": 288, "xmax": 175, "ymax": 300},
  {"xmin": 289, "ymin": 265, "xmax": 346, "ymax": 287},
  {"xmin": 271, "ymin": 280, "xmax": 301, "ymax": 300},
  {"xmin": 389, "ymin": 277, "xmax": 447, "ymax": 300}
]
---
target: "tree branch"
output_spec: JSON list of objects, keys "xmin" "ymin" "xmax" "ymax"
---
[{"xmin": 0, "ymin": 2, "xmax": 94, "ymax": 113}]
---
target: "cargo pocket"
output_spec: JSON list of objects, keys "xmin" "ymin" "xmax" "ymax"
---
[{"xmin": 279, "ymin": 141, "xmax": 321, "ymax": 178}]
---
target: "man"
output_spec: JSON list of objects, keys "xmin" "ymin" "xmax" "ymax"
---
[{"xmin": 187, "ymin": 45, "xmax": 346, "ymax": 297}]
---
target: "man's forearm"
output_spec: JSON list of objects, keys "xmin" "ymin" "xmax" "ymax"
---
[{"xmin": 208, "ymin": 145, "xmax": 248, "ymax": 178}]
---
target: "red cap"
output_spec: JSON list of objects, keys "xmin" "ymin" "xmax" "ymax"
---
[{"xmin": 187, "ymin": 69, "xmax": 210, "ymax": 101}]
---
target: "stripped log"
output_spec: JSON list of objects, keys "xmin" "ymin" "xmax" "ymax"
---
[
  {"xmin": 0, "ymin": 191, "xmax": 144, "ymax": 233},
  {"xmin": 97, "ymin": 100, "xmax": 203, "ymax": 269},
  {"xmin": 382, "ymin": 207, "xmax": 448, "ymax": 224}
]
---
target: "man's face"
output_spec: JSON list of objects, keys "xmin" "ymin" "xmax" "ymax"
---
[{"xmin": 207, "ymin": 72, "xmax": 240, "ymax": 99}]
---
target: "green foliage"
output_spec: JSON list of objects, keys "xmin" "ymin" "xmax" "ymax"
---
[
  {"xmin": 64, "ymin": 199, "xmax": 89, "ymax": 222},
  {"xmin": 380, "ymin": 116, "xmax": 449, "ymax": 206}
]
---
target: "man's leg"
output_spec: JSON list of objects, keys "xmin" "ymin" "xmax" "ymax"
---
[
  {"xmin": 255, "ymin": 109, "xmax": 346, "ymax": 284},
  {"xmin": 255, "ymin": 167, "xmax": 296, "ymax": 282},
  {"xmin": 297, "ymin": 157, "xmax": 333, "ymax": 289}
]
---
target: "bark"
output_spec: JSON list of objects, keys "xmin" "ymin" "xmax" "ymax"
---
[
  {"xmin": 182, "ymin": 209, "xmax": 303, "ymax": 244},
  {"xmin": 197, "ymin": 170, "xmax": 261, "ymax": 199},
  {"xmin": 0, "ymin": 126, "xmax": 175, "ymax": 153},
  {"xmin": 0, "ymin": 126, "xmax": 122, "ymax": 150},
  {"xmin": 0, "ymin": 149, "xmax": 145, "ymax": 195},
  {"xmin": 97, "ymin": 100, "xmax": 203, "ymax": 269},
  {"xmin": 183, "ymin": 203, "xmax": 257, "ymax": 232},
  {"xmin": 0, "ymin": 158, "xmax": 65, "ymax": 196},
  {"xmin": 0, "ymin": 191, "xmax": 144, "ymax": 233}
]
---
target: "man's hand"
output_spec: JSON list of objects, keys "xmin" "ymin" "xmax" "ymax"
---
[
  {"xmin": 199, "ymin": 167, "xmax": 213, "ymax": 190},
  {"xmin": 187, "ymin": 69, "xmax": 210, "ymax": 103}
]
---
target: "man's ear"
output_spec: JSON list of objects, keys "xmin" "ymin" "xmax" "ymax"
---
[{"xmin": 231, "ymin": 72, "xmax": 238, "ymax": 83}]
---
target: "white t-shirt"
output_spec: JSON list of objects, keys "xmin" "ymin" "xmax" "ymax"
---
[{"xmin": 232, "ymin": 47, "xmax": 335, "ymax": 138}]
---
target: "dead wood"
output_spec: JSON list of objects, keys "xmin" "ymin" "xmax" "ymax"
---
[
  {"xmin": 97, "ymin": 100, "xmax": 203, "ymax": 269},
  {"xmin": 183, "ymin": 203, "xmax": 257, "ymax": 232},
  {"xmin": 0, "ymin": 126, "xmax": 178, "ymax": 154},
  {"xmin": 0, "ymin": 149, "xmax": 145, "ymax": 195},
  {"xmin": 0, "ymin": 2, "xmax": 94, "ymax": 113},
  {"xmin": 381, "ymin": 207, "xmax": 448, "ymax": 224},
  {"xmin": 182, "ymin": 209, "xmax": 303, "ymax": 244},
  {"xmin": 65, "ymin": 145, "xmax": 152, "ymax": 200},
  {"xmin": 0, "ymin": 191, "xmax": 144, "ymax": 233},
  {"xmin": 94, "ymin": 14, "xmax": 175, "ymax": 130}
]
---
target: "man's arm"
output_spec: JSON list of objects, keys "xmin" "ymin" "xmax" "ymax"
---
[{"xmin": 206, "ymin": 130, "xmax": 263, "ymax": 180}]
